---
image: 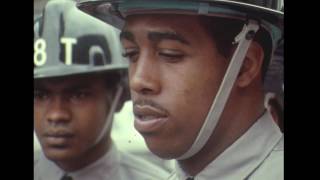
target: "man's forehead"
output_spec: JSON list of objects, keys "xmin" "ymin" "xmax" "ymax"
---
[
  {"xmin": 122, "ymin": 14, "xmax": 205, "ymax": 45},
  {"xmin": 124, "ymin": 14, "xmax": 201, "ymax": 32}
]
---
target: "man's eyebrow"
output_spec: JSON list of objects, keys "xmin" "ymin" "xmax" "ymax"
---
[
  {"xmin": 63, "ymin": 83, "xmax": 93, "ymax": 92},
  {"xmin": 34, "ymin": 86, "xmax": 47, "ymax": 92},
  {"xmin": 148, "ymin": 31, "xmax": 190, "ymax": 45},
  {"xmin": 34, "ymin": 82, "xmax": 47, "ymax": 91},
  {"xmin": 120, "ymin": 31, "xmax": 135, "ymax": 43}
]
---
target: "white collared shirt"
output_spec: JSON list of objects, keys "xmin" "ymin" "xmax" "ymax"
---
[
  {"xmin": 34, "ymin": 142, "xmax": 171, "ymax": 180},
  {"xmin": 168, "ymin": 111, "xmax": 284, "ymax": 180}
]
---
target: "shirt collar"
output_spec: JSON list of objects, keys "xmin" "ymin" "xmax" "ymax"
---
[
  {"xmin": 37, "ymin": 142, "xmax": 121, "ymax": 180},
  {"xmin": 174, "ymin": 111, "xmax": 283, "ymax": 180}
]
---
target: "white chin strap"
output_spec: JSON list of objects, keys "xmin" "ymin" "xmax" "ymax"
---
[
  {"xmin": 177, "ymin": 20, "xmax": 259, "ymax": 160},
  {"xmin": 94, "ymin": 84, "xmax": 123, "ymax": 145},
  {"xmin": 264, "ymin": 92, "xmax": 276, "ymax": 112}
]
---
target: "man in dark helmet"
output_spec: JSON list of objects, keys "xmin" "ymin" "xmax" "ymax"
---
[
  {"xmin": 34, "ymin": 0, "xmax": 171, "ymax": 179},
  {"xmin": 77, "ymin": 0, "xmax": 284, "ymax": 179}
]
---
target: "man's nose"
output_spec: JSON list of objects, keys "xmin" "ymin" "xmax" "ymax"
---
[
  {"xmin": 129, "ymin": 53, "xmax": 161, "ymax": 95},
  {"xmin": 46, "ymin": 96, "xmax": 71, "ymax": 125}
]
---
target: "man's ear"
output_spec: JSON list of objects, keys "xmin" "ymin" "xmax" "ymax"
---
[{"xmin": 236, "ymin": 41, "xmax": 264, "ymax": 87}]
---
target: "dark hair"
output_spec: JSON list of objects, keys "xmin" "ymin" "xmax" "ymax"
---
[
  {"xmin": 269, "ymin": 97, "xmax": 283, "ymax": 132},
  {"xmin": 198, "ymin": 16, "xmax": 272, "ymax": 79},
  {"xmin": 101, "ymin": 71, "xmax": 123, "ymax": 90},
  {"xmin": 103, "ymin": 70, "xmax": 130, "ymax": 101}
]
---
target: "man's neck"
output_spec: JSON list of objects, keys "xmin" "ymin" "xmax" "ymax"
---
[{"xmin": 178, "ymin": 88, "xmax": 265, "ymax": 176}]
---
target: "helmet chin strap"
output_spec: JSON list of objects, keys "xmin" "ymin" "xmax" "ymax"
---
[
  {"xmin": 177, "ymin": 20, "xmax": 259, "ymax": 160},
  {"xmin": 94, "ymin": 84, "xmax": 124, "ymax": 145}
]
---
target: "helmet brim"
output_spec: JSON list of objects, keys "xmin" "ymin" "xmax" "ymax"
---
[
  {"xmin": 77, "ymin": 0, "xmax": 283, "ymax": 30},
  {"xmin": 34, "ymin": 63, "xmax": 127, "ymax": 79}
]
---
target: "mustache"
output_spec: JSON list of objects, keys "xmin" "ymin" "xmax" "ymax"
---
[
  {"xmin": 43, "ymin": 128, "xmax": 74, "ymax": 137},
  {"xmin": 133, "ymin": 99, "xmax": 169, "ymax": 115}
]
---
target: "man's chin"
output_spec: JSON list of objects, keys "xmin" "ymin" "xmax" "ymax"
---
[
  {"xmin": 145, "ymin": 140, "xmax": 185, "ymax": 160},
  {"xmin": 43, "ymin": 146, "xmax": 76, "ymax": 162}
]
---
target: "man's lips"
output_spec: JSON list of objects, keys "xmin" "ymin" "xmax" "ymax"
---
[
  {"xmin": 43, "ymin": 130, "xmax": 74, "ymax": 147},
  {"xmin": 44, "ymin": 130, "xmax": 74, "ymax": 138},
  {"xmin": 133, "ymin": 104, "xmax": 168, "ymax": 120},
  {"xmin": 133, "ymin": 104, "xmax": 168, "ymax": 133}
]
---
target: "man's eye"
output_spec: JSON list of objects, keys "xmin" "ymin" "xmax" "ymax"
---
[
  {"xmin": 34, "ymin": 91, "xmax": 49, "ymax": 101},
  {"xmin": 122, "ymin": 49, "xmax": 139, "ymax": 63},
  {"xmin": 158, "ymin": 50, "xmax": 185, "ymax": 62},
  {"xmin": 70, "ymin": 91, "xmax": 91, "ymax": 101}
]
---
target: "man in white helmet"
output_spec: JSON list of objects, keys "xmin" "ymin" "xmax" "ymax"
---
[
  {"xmin": 34, "ymin": 0, "xmax": 171, "ymax": 179},
  {"xmin": 78, "ymin": 0, "xmax": 284, "ymax": 179}
]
